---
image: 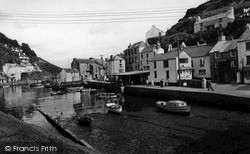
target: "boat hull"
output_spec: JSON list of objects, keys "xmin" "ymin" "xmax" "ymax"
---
[
  {"xmin": 106, "ymin": 103, "xmax": 122, "ymax": 114},
  {"xmin": 156, "ymin": 101, "xmax": 191, "ymax": 115}
]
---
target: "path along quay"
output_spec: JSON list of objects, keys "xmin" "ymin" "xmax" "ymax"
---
[{"xmin": 59, "ymin": 83, "xmax": 250, "ymax": 154}]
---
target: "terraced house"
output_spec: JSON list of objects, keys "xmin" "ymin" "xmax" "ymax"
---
[
  {"xmin": 149, "ymin": 47, "xmax": 193, "ymax": 84},
  {"xmin": 238, "ymin": 24, "xmax": 250, "ymax": 84},
  {"xmin": 194, "ymin": 7, "xmax": 235, "ymax": 33},
  {"xmin": 71, "ymin": 58, "xmax": 105, "ymax": 80},
  {"xmin": 209, "ymin": 35, "xmax": 238, "ymax": 83},
  {"xmin": 123, "ymin": 41, "xmax": 146, "ymax": 72}
]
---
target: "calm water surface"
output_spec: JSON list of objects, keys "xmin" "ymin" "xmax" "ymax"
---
[{"xmin": 1, "ymin": 85, "xmax": 250, "ymax": 154}]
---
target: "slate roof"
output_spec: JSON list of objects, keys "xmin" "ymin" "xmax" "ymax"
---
[
  {"xmin": 224, "ymin": 39, "xmax": 238, "ymax": 51},
  {"xmin": 196, "ymin": 11, "xmax": 233, "ymax": 24},
  {"xmin": 185, "ymin": 45, "xmax": 215, "ymax": 58},
  {"xmin": 238, "ymin": 30, "xmax": 250, "ymax": 42},
  {"xmin": 150, "ymin": 51, "xmax": 182, "ymax": 62},
  {"xmin": 141, "ymin": 45, "xmax": 155, "ymax": 53},
  {"xmin": 112, "ymin": 55, "xmax": 124, "ymax": 61},
  {"xmin": 63, "ymin": 68, "xmax": 79, "ymax": 73},
  {"xmin": 74, "ymin": 58, "xmax": 90, "ymax": 64},
  {"xmin": 131, "ymin": 41, "xmax": 146, "ymax": 48},
  {"xmin": 209, "ymin": 41, "xmax": 231, "ymax": 53}
]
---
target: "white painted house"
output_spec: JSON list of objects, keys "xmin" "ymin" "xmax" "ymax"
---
[
  {"xmin": 149, "ymin": 49, "xmax": 193, "ymax": 83},
  {"xmin": 59, "ymin": 68, "xmax": 80, "ymax": 82},
  {"xmin": 106, "ymin": 55, "xmax": 125, "ymax": 76},
  {"xmin": 237, "ymin": 24, "xmax": 250, "ymax": 83},
  {"xmin": 185, "ymin": 44, "xmax": 214, "ymax": 79}
]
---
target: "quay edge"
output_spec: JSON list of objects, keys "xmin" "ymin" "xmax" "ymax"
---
[{"xmin": 124, "ymin": 86, "xmax": 250, "ymax": 112}]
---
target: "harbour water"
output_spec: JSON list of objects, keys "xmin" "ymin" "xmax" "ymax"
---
[{"xmin": 1, "ymin": 85, "xmax": 250, "ymax": 153}]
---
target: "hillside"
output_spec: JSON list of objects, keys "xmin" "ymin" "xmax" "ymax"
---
[
  {"xmin": 0, "ymin": 32, "xmax": 62, "ymax": 76},
  {"xmin": 154, "ymin": 0, "xmax": 250, "ymax": 51}
]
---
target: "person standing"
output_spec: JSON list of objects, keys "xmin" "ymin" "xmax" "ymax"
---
[{"xmin": 207, "ymin": 80, "xmax": 214, "ymax": 91}]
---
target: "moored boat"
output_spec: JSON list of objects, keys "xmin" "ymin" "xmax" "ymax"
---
[
  {"xmin": 77, "ymin": 116, "xmax": 92, "ymax": 126},
  {"xmin": 30, "ymin": 83, "xmax": 44, "ymax": 88},
  {"xmin": 50, "ymin": 91, "xmax": 64, "ymax": 96},
  {"xmin": 98, "ymin": 92, "xmax": 117, "ymax": 99},
  {"xmin": 156, "ymin": 100, "xmax": 191, "ymax": 116},
  {"xmin": 106, "ymin": 102, "xmax": 122, "ymax": 114}
]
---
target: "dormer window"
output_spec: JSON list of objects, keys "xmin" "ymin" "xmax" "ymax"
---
[
  {"xmin": 230, "ymin": 50, "xmax": 236, "ymax": 57},
  {"xmin": 215, "ymin": 52, "xmax": 219, "ymax": 58}
]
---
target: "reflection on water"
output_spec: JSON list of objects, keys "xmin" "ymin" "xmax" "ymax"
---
[{"xmin": 0, "ymin": 86, "xmax": 129, "ymax": 127}]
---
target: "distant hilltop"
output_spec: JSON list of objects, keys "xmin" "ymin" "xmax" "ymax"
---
[{"xmin": 157, "ymin": 0, "xmax": 250, "ymax": 51}]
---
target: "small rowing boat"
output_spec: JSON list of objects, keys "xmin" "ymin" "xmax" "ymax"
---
[{"xmin": 106, "ymin": 103, "xmax": 122, "ymax": 114}]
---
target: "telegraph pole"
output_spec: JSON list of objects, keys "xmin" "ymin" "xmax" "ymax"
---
[{"xmin": 177, "ymin": 37, "xmax": 181, "ymax": 87}]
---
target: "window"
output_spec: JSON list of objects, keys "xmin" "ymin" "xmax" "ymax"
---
[
  {"xmin": 199, "ymin": 70, "xmax": 206, "ymax": 75},
  {"xmin": 163, "ymin": 60, "xmax": 169, "ymax": 68},
  {"xmin": 134, "ymin": 49, "xmax": 136, "ymax": 55},
  {"xmin": 246, "ymin": 42, "xmax": 250, "ymax": 51},
  {"xmin": 154, "ymin": 71, "xmax": 157, "ymax": 78},
  {"xmin": 215, "ymin": 52, "xmax": 219, "ymax": 58},
  {"xmin": 231, "ymin": 60, "xmax": 236, "ymax": 67},
  {"xmin": 247, "ymin": 56, "xmax": 250, "ymax": 65},
  {"xmin": 135, "ymin": 56, "xmax": 137, "ymax": 63},
  {"xmin": 200, "ymin": 58, "xmax": 205, "ymax": 66},
  {"xmin": 131, "ymin": 57, "xmax": 134, "ymax": 63},
  {"xmin": 179, "ymin": 58, "xmax": 188, "ymax": 63},
  {"xmin": 141, "ymin": 54, "xmax": 143, "ymax": 59},
  {"xmin": 166, "ymin": 71, "xmax": 169, "ymax": 79},
  {"xmin": 147, "ymin": 60, "xmax": 149, "ymax": 65},
  {"xmin": 215, "ymin": 62, "xmax": 218, "ymax": 68},
  {"xmin": 154, "ymin": 62, "xmax": 156, "ymax": 68},
  {"xmin": 141, "ymin": 60, "xmax": 143, "ymax": 65},
  {"xmin": 146, "ymin": 54, "xmax": 149, "ymax": 58},
  {"xmin": 191, "ymin": 60, "xmax": 193, "ymax": 67},
  {"xmin": 230, "ymin": 50, "xmax": 236, "ymax": 57}
]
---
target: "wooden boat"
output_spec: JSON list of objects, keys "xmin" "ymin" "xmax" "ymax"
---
[
  {"xmin": 77, "ymin": 116, "xmax": 92, "ymax": 126},
  {"xmin": 98, "ymin": 92, "xmax": 117, "ymax": 99},
  {"xmin": 106, "ymin": 103, "xmax": 122, "ymax": 114},
  {"xmin": 50, "ymin": 91, "xmax": 64, "ymax": 96},
  {"xmin": 156, "ymin": 100, "xmax": 191, "ymax": 116},
  {"xmin": 30, "ymin": 83, "xmax": 44, "ymax": 88}
]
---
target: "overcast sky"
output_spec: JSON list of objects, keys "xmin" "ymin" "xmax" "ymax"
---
[{"xmin": 0, "ymin": 0, "xmax": 207, "ymax": 68}]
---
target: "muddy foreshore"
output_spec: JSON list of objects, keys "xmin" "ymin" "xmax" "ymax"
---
[{"xmin": 0, "ymin": 111, "xmax": 101, "ymax": 154}]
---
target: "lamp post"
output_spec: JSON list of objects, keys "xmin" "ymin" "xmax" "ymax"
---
[{"xmin": 177, "ymin": 37, "xmax": 181, "ymax": 87}]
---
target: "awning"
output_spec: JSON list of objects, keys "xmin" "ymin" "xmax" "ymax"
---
[{"xmin": 113, "ymin": 70, "xmax": 150, "ymax": 76}]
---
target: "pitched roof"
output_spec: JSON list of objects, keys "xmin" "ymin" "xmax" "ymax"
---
[
  {"xmin": 74, "ymin": 58, "xmax": 90, "ymax": 64},
  {"xmin": 185, "ymin": 44, "xmax": 215, "ymax": 58},
  {"xmin": 140, "ymin": 45, "xmax": 155, "ymax": 53},
  {"xmin": 63, "ymin": 68, "xmax": 79, "ymax": 73},
  {"xmin": 224, "ymin": 39, "xmax": 238, "ymax": 51},
  {"xmin": 131, "ymin": 41, "xmax": 146, "ymax": 48},
  {"xmin": 196, "ymin": 11, "xmax": 233, "ymax": 24},
  {"xmin": 150, "ymin": 51, "xmax": 182, "ymax": 62},
  {"xmin": 112, "ymin": 55, "xmax": 124, "ymax": 61},
  {"xmin": 238, "ymin": 30, "xmax": 250, "ymax": 42},
  {"xmin": 209, "ymin": 41, "xmax": 231, "ymax": 53}
]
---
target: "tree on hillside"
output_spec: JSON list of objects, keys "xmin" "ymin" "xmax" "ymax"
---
[{"xmin": 21, "ymin": 43, "xmax": 38, "ymax": 63}]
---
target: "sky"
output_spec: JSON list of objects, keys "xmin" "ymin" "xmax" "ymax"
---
[{"xmin": 0, "ymin": 0, "xmax": 207, "ymax": 68}]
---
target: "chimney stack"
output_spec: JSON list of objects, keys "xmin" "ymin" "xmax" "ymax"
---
[
  {"xmin": 218, "ymin": 34, "xmax": 226, "ymax": 42},
  {"xmin": 246, "ymin": 24, "xmax": 250, "ymax": 31}
]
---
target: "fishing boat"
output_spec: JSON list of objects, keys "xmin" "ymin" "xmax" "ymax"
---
[
  {"xmin": 106, "ymin": 103, "xmax": 122, "ymax": 114},
  {"xmin": 77, "ymin": 116, "xmax": 92, "ymax": 126},
  {"xmin": 156, "ymin": 100, "xmax": 191, "ymax": 116},
  {"xmin": 98, "ymin": 92, "xmax": 117, "ymax": 99}
]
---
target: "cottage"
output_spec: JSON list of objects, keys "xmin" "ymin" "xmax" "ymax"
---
[
  {"xmin": 185, "ymin": 44, "xmax": 214, "ymax": 79},
  {"xmin": 59, "ymin": 68, "xmax": 80, "ymax": 82},
  {"xmin": 194, "ymin": 7, "xmax": 235, "ymax": 33},
  {"xmin": 149, "ymin": 49, "xmax": 193, "ymax": 83},
  {"xmin": 237, "ymin": 24, "xmax": 250, "ymax": 84}
]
